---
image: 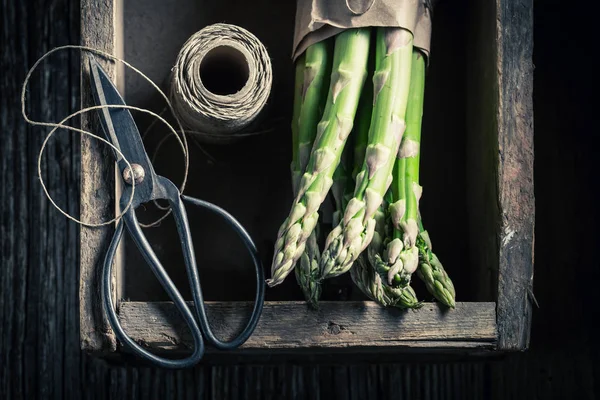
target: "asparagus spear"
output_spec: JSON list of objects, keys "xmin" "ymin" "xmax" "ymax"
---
[
  {"xmin": 332, "ymin": 52, "xmax": 374, "ymax": 228},
  {"xmin": 295, "ymin": 231, "xmax": 322, "ymax": 307},
  {"xmin": 349, "ymin": 67, "xmax": 421, "ymax": 309},
  {"xmin": 358, "ymin": 189, "xmax": 421, "ymax": 308},
  {"xmin": 331, "ymin": 140, "xmax": 354, "ymax": 227},
  {"xmin": 348, "ymin": 55, "xmax": 419, "ymax": 310},
  {"xmin": 416, "ymin": 219, "xmax": 456, "ymax": 307},
  {"xmin": 289, "ymin": 41, "xmax": 333, "ymax": 306},
  {"xmin": 294, "ymin": 41, "xmax": 333, "ymax": 190},
  {"xmin": 368, "ymin": 157, "xmax": 413, "ymax": 288},
  {"xmin": 331, "ymin": 60, "xmax": 374, "ymax": 237},
  {"xmin": 320, "ymin": 28, "xmax": 414, "ymax": 279},
  {"xmin": 373, "ymin": 49, "xmax": 426, "ymax": 287},
  {"xmin": 290, "ymin": 51, "xmax": 320, "ymax": 305},
  {"xmin": 298, "ymin": 125, "xmax": 351, "ymax": 309},
  {"xmin": 350, "ymin": 254, "xmax": 421, "ymax": 309},
  {"xmin": 268, "ymin": 28, "xmax": 371, "ymax": 287},
  {"xmin": 381, "ymin": 50, "xmax": 456, "ymax": 307},
  {"xmin": 312, "ymin": 142, "xmax": 353, "ymax": 308},
  {"xmin": 392, "ymin": 49, "xmax": 427, "ymax": 278},
  {"xmin": 290, "ymin": 53, "xmax": 306, "ymax": 193},
  {"xmin": 351, "ymin": 67, "xmax": 373, "ymax": 181}
]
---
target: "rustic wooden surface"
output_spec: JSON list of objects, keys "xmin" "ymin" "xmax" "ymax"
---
[
  {"xmin": 2, "ymin": 0, "xmax": 598, "ymax": 399},
  {"xmin": 119, "ymin": 301, "xmax": 496, "ymax": 351},
  {"xmin": 79, "ymin": 0, "xmax": 119, "ymax": 354},
  {"xmin": 465, "ymin": 0, "xmax": 534, "ymax": 350},
  {"xmin": 1, "ymin": 0, "xmax": 82, "ymax": 398},
  {"xmin": 494, "ymin": 0, "xmax": 535, "ymax": 352}
]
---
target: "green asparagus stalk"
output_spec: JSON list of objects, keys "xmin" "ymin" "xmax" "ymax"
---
[
  {"xmin": 379, "ymin": 50, "xmax": 455, "ymax": 307},
  {"xmin": 366, "ymin": 192, "xmax": 392, "ymax": 270},
  {"xmin": 358, "ymin": 188, "xmax": 420, "ymax": 307},
  {"xmin": 332, "ymin": 65, "xmax": 375, "ymax": 243},
  {"xmin": 331, "ymin": 142, "xmax": 354, "ymax": 227},
  {"xmin": 295, "ymin": 230, "xmax": 322, "ymax": 307},
  {"xmin": 320, "ymin": 28, "xmax": 414, "ymax": 279},
  {"xmin": 295, "ymin": 41, "xmax": 333, "ymax": 190},
  {"xmin": 268, "ymin": 28, "xmax": 371, "ymax": 287},
  {"xmin": 351, "ymin": 69, "xmax": 373, "ymax": 181},
  {"xmin": 322, "ymin": 141, "xmax": 354, "ymax": 307},
  {"xmin": 291, "ymin": 53, "xmax": 305, "ymax": 193},
  {"xmin": 350, "ymin": 254, "xmax": 421, "ymax": 309},
  {"xmin": 290, "ymin": 51, "xmax": 320, "ymax": 305},
  {"xmin": 371, "ymin": 49, "xmax": 426, "ymax": 288},
  {"xmin": 290, "ymin": 51, "xmax": 314, "ymax": 304},
  {"xmin": 348, "ymin": 54, "xmax": 419, "ymax": 310},
  {"xmin": 417, "ymin": 219, "xmax": 456, "ymax": 307},
  {"xmin": 289, "ymin": 41, "xmax": 333, "ymax": 306},
  {"xmin": 350, "ymin": 255, "xmax": 387, "ymax": 304},
  {"xmin": 332, "ymin": 54, "xmax": 374, "ymax": 227},
  {"xmin": 368, "ymin": 158, "xmax": 413, "ymax": 288},
  {"xmin": 390, "ymin": 49, "xmax": 426, "ymax": 280}
]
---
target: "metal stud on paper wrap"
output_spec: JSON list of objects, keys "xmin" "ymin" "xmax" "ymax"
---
[{"xmin": 169, "ymin": 23, "xmax": 273, "ymax": 143}]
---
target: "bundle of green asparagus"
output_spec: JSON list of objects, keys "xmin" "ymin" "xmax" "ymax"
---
[{"xmin": 270, "ymin": 22, "xmax": 456, "ymax": 309}]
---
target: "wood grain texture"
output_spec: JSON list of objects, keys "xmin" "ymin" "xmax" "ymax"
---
[
  {"xmin": 1, "ymin": 0, "xmax": 82, "ymax": 398},
  {"xmin": 79, "ymin": 0, "xmax": 118, "ymax": 352},
  {"xmin": 494, "ymin": 0, "xmax": 535, "ymax": 351},
  {"xmin": 117, "ymin": 301, "xmax": 496, "ymax": 351},
  {"xmin": 466, "ymin": 0, "xmax": 534, "ymax": 351}
]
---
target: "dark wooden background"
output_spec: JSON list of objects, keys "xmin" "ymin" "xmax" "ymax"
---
[{"xmin": 1, "ymin": 0, "xmax": 598, "ymax": 398}]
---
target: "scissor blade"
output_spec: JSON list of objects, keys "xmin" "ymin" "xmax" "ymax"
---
[{"xmin": 89, "ymin": 57, "xmax": 157, "ymax": 200}]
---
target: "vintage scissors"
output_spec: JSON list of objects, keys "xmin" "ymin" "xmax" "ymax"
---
[{"xmin": 89, "ymin": 57, "xmax": 265, "ymax": 368}]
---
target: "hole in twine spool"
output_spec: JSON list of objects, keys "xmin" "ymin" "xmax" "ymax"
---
[
  {"xmin": 169, "ymin": 23, "xmax": 273, "ymax": 142},
  {"xmin": 200, "ymin": 46, "xmax": 250, "ymax": 96}
]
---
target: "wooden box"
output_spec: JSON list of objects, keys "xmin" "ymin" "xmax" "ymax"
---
[{"xmin": 80, "ymin": 0, "xmax": 534, "ymax": 356}]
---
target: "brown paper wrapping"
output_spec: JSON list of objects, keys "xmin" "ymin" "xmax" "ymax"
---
[{"xmin": 292, "ymin": 0, "xmax": 433, "ymax": 61}]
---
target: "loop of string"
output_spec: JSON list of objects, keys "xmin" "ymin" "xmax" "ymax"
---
[{"xmin": 21, "ymin": 45, "xmax": 209, "ymax": 228}]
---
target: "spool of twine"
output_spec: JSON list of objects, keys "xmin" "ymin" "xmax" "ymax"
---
[{"xmin": 169, "ymin": 23, "xmax": 273, "ymax": 143}]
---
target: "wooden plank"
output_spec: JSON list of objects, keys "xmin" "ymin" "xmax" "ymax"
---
[
  {"xmin": 79, "ymin": 0, "xmax": 118, "ymax": 352},
  {"xmin": 1, "ymin": 3, "xmax": 32, "ymax": 398},
  {"xmin": 1, "ymin": 0, "xmax": 82, "ymax": 398},
  {"xmin": 466, "ymin": 0, "xmax": 534, "ymax": 350},
  {"xmin": 494, "ymin": 0, "xmax": 535, "ymax": 351},
  {"xmin": 117, "ymin": 301, "xmax": 496, "ymax": 351}
]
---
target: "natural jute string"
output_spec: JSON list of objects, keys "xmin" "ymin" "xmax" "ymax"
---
[
  {"xmin": 170, "ymin": 23, "xmax": 273, "ymax": 143},
  {"xmin": 21, "ymin": 45, "xmax": 191, "ymax": 228}
]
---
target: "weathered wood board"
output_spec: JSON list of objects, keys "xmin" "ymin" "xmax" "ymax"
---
[
  {"xmin": 494, "ymin": 0, "xmax": 535, "ymax": 351},
  {"xmin": 465, "ymin": 0, "xmax": 535, "ymax": 350},
  {"xmin": 118, "ymin": 301, "xmax": 496, "ymax": 351},
  {"xmin": 80, "ymin": 0, "xmax": 119, "ymax": 352}
]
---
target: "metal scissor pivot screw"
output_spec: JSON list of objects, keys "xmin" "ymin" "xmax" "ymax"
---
[{"xmin": 123, "ymin": 164, "xmax": 145, "ymax": 185}]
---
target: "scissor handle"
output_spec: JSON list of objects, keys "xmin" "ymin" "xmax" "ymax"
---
[
  {"xmin": 104, "ymin": 176, "xmax": 265, "ymax": 367},
  {"xmin": 153, "ymin": 176, "xmax": 265, "ymax": 349},
  {"xmin": 102, "ymin": 211, "xmax": 206, "ymax": 369},
  {"xmin": 178, "ymin": 193, "xmax": 266, "ymax": 350}
]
